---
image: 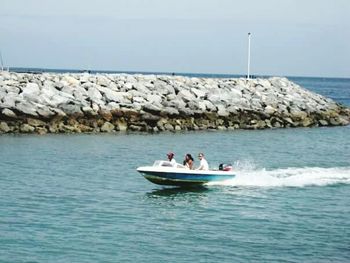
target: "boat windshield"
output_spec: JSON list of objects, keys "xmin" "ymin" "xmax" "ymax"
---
[
  {"xmin": 153, "ymin": 160, "xmax": 173, "ymax": 167},
  {"xmin": 152, "ymin": 160, "xmax": 186, "ymax": 169}
]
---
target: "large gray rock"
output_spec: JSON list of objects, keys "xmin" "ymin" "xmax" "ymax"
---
[
  {"xmin": 217, "ymin": 105, "xmax": 230, "ymax": 117},
  {"xmin": 20, "ymin": 124, "xmax": 35, "ymax": 133},
  {"xmin": 146, "ymin": 94, "xmax": 162, "ymax": 104},
  {"xmin": 16, "ymin": 101, "xmax": 39, "ymax": 116},
  {"xmin": 104, "ymin": 90, "xmax": 130, "ymax": 103},
  {"xmin": 21, "ymin": 83, "xmax": 41, "ymax": 101},
  {"xmin": 88, "ymin": 87, "xmax": 103, "ymax": 101},
  {"xmin": 0, "ymin": 122, "xmax": 11, "ymax": 132},
  {"xmin": 63, "ymin": 75, "xmax": 79, "ymax": 86},
  {"xmin": 27, "ymin": 118, "xmax": 46, "ymax": 127},
  {"xmin": 101, "ymin": 121, "xmax": 115, "ymax": 132},
  {"xmin": 115, "ymin": 120, "xmax": 127, "ymax": 131},
  {"xmin": 207, "ymin": 92, "xmax": 223, "ymax": 105},
  {"xmin": 2, "ymin": 108, "xmax": 17, "ymax": 118},
  {"xmin": 60, "ymin": 104, "xmax": 83, "ymax": 115},
  {"xmin": 161, "ymin": 107, "xmax": 179, "ymax": 116},
  {"xmin": 177, "ymin": 89, "xmax": 196, "ymax": 102},
  {"xmin": 37, "ymin": 106, "xmax": 55, "ymax": 118},
  {"xmin": 42, "ymin": 83, "xmax": 60, "ymax": 98},
  {"xmin": 204, "ymin": 100, "xmax": 217, "ymax": 112},
  {"xmin": 72, "ymin": 86, "xmax": 89, "ymax": 101},
  {"xmin": 164, "ymin": 99, "xmax": 186, "ymax": 110},
  {"xmin": 5, "ymin": 86, "xmax": 20, "ymax": 94},
  {"xmin": 191, "ymin": 88, "xmax": 206, "ymax": 98},
  {"xmin": 133, "ymin": 83, "xmax": 150, "ymax": 94},
  {"xmin": 264, "ymin": 105, "xmax": 276, "ymax": 115},
  {"xmin": 143, "ymin": 103, "xmax": 162, "ymax": 113},
  {"xmin": 48, "ymin": 94, "xmax": 72, "ymax": 107},
  {"xmin": 97, "ymin": 75, "xmax": 111, "ymax": 87},
  {"xmin": 153, "ymin": 80, "xmax": 175, "ymax": 95},
  {"xmin": 133, "ymin": 96, "xmax": 146, "ymax": 104}
]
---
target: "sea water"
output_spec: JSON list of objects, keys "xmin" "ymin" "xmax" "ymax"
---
[{"xmin": 0, "ymin": 77, "xmax": 349, "ymax": 262}]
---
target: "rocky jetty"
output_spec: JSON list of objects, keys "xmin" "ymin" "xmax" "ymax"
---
[{"xmin": 0, "ymin": 71, "xmax": 349, "ymax": 134}]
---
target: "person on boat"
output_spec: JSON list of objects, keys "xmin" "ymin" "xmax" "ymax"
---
[
  {"xmin": 183, "ymin": 153, "xmax": 194, "ymax": 170},
  {"xmin": 167, "ymin": 152, "xmax": 177, "ymax": 167},
  {"xmin": 197, "ymin": 153, "xmax": 209, "ymax": 170}
]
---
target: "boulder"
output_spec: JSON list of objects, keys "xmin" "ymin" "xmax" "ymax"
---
[
  {"xmin": 5, "ymin": 86, "xmax": 20, "ymax": 94},
  {"xmin": 146, "ymin": 94, "xmax": 162, "ymax": 104},
  {"xmin": 133, "ymin": 83, "xmax": 150, "ymax": 94},
  {"xmin": 20, "ymin": 124, "xmax": 35, "ymax": 133},
  {"xmin": 82, "ymin": 106, "xmax": 98, "ymax": 116},
  {"xmin": 72, "ymin": 87, "xmax": 89, "ymax": 101},
  {"xmin": 133, "ymin": 96, "xmax": 146, "ymax": 104},
  {"xmin": 177, "ymin": 89, "xmax": 196, "ymax": 102},
  {"xmin": 264, "ymin": 105, "xmax": 276, "ymax": 115},
  {"xmin": 115, "ymin": 119, "xmax": 127, "ymax": 131},
  {"xmin": 141, "ymin": 112, "xmax": 161, "ymax": 122},
  {"xmin": 2, "ymin": 108, "xmax": 17, "ymax": 118},
  {"xmin": 302, "ymin": 118, "xmax": 313, "ymax": 127},
  {"xmin": 36, "ymin": 127, "xmax": 48, "ymax": 135},
  {"xmin": 37, "ymin": 107, "xmax": 55, "ymax": 118},
  {"xmin": 204, "ymin": 100, "xmax": 217, "ymax": 112},
  {"xmin": 191, "ymin": 88, "xmax": 206, "ymax": 98},
  {"xmin": 59, "ymin": 104, "xmax": 83, "ymax": 116},
  {"xmin": 164, "ymin": 123, "xmax": 174, "ymax": 131},
  {"xmin": 52, "ymin": 108, "xmax": 66, "ymax": 118},
  {"xmin": 22, "ymin": 82, "xmax": 40, "ymax": 95},
  {"xmin": 48, "ymin": 94, "xmax": 72, "ymax": 107},
  {"xmin": 88, "ymin": 87, "xmax": 103, "ymax": 101},
  {"xmin": 63, "ymin": 75, "xmax": 80, "ymax": 86},
  {"xmin": 0, "ymin": 122, "xmax": 11, "ymax": 133},
  {"xmin": 143, "ymin": 103, "xmax": 162, "ymax": 114},
  {"xmin": 97, "ymin": 75, "xmax": 111, "ymax": 87},
  {"xmin": 101, "ymin": 122, "xmax": 115, "ymax": 132},
  {"xmin": 104, "ymin": 90, "xmax": 130, "ymax": 103},
  {"xmin": 27, "ymin": 118, "xmax": 46, "ymax": 127},
  {"xmin": 153, "ymin": 80, "xmax": 175, "ymax": 95},
  {"xmin": 175, "ymin": 125, "xmax": 182, "ymax": 131},
  {"xmin": 217, "ymin": 105, "xmax": 229, "ymax": 117},
  {"xmin": 41, "ymin": 84, "xmax": 59, "ymax": 98},
  {"xmin": 160, "ymin": 107, "xmax": 179, "ymax": 116},
  {"xmin": 16, "ymin": 101, "xmax": 39, "ymax": 116},
  {"xmin": 178, "ymin": 107, "xmax": 194, "ymax": 116}
]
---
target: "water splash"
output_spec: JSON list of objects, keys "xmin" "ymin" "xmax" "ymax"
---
[{"xmin": 208, "ymin": 166, "xmax": 350, "ymax": 187}]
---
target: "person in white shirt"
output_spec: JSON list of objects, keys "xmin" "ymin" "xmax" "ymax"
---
[
  {"xmin": 197, "ymin": 153, "xmax": 209, "ymax": 170},
  {"xmin": 167, "ymin": 152, "xmax": 177, "ymax": 167}
]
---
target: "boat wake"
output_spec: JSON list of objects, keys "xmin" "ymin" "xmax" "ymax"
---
[{"xmin": 207, "ymin": 166, "xmax": 350, "ymax": 187}]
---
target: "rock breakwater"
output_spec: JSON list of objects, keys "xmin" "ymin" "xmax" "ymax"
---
[{"xmin": 0, "ymin": 71, "xmax": 349, "ymax": 134}]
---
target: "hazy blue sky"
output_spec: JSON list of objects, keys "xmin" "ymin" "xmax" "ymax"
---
[{"xmin": 1, "ymin": 0, "xmax": 349, "ymax": 77}]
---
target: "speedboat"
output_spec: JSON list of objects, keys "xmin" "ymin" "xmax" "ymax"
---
[{"xmin": 137, "ymin": 160, "xmax": 235, "ymax": 187}]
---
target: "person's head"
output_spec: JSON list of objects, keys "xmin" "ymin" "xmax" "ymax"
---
[
  {"xmin": 167, "ymin": 152, "xmax": 174, "ymax": 161},
  {"xmin": 186, "ymin": 154, "xmax": 194, "ymax": 161},
  {"xmin": 198, "ymin": 153, "xmax": 204, "ymax": 160}
]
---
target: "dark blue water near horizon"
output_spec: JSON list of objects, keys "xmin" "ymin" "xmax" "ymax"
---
[{"xmin": 1, "ymin": 69, "xmax": 350, "ymax": 262}]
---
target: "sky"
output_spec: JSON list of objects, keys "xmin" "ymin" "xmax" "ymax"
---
[{"xmin": 1, "ymin": 0, "xmax": 349, "ymax": 78}]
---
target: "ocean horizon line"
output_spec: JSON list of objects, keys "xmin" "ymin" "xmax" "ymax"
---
[{"xmin": 3, "ymin": 66, "xmax": 350, "ymax": 80}]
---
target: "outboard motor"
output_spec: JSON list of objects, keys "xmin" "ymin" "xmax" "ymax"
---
[{"xmin": 219, "ymin": 163, "xmax": 233, "ymax": 171}]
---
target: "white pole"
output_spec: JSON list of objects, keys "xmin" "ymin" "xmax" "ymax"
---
[
  {"xmin": 0, "ymin": 51, "xmax": 4, "ymax": 71},
  {"xmin": 247, "ymin": 32, "xmax": 251, "ymax": 79}
]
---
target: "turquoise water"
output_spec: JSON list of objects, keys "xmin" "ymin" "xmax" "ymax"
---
[{"xmin": 1, "ymin": 127, "xmax": 350, "ymax": 262}]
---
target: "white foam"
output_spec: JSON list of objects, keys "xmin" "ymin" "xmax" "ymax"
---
[{"xmin": 207, "ymin": 166, "xmax": 350, "ymax": 187}]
